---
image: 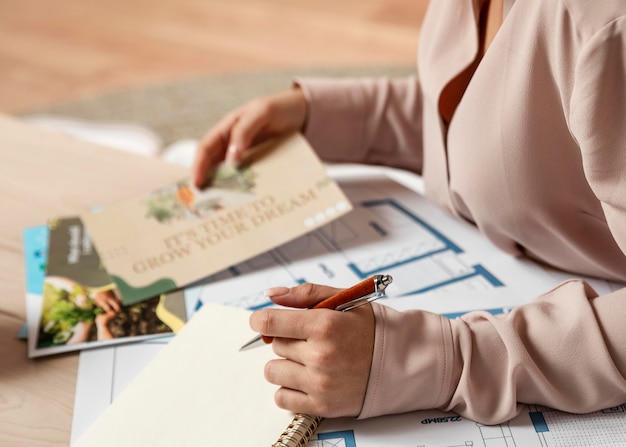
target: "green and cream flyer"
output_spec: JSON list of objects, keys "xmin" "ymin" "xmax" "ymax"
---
[{"xmin": 81, "ymin": 132, "xmax": 352, "ymax": 305}]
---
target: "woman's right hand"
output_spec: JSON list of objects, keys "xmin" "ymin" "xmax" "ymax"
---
[
  {"xmin": 192, "ymin": 87, "xmax": 308, "ymax": 188},
  {"xmin": 249, "ymin": 282, "xmax": 376, "ymax": 418}
]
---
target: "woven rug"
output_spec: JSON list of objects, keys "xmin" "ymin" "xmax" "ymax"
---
[{"xmin": 24, "ymin": 65, "xmax": 415, "ymax": 147}]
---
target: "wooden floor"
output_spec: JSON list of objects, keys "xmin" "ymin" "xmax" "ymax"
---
[{"xmin": 0, "ymin": 0, "xmax": 428, "ymax": 114}]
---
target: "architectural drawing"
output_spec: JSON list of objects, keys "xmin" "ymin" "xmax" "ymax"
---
[
  {"xmin": 314, "ymin": 404, "xmax": 626, "ymax": 447},
  {"xmin": 191, "ymin": 176, "xmax": 545, "ymax": 317}
]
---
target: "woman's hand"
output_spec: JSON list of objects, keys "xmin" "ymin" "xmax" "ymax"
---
[
  {"xmin": 250, "ymin": 282, "xmax": 376, "ymax": 418},
  {"xmin": 192, "ymin": 88, "xmax": 307, "ymax": 188}
]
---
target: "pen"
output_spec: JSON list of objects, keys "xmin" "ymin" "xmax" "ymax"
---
[{"xmin": 239, "ymin": 274, "xmax": 393, "ymax": 351}]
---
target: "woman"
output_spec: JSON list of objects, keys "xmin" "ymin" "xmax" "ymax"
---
[{"xmin": 192, "ymin": 0, "xmax": 626, "ymax": 424}]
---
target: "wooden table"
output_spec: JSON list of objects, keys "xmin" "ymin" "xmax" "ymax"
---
[{"xmin": 0, "ymin": 115, "xmax": 187, "ymax": 446}]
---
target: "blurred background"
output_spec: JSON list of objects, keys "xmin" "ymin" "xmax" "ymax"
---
[{"xmin": 0, "ymin": 0, "xmax": 429, "ymax": 115}]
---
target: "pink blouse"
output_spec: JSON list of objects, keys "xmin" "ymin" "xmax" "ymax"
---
[{"xmin": 296, "ymin": 0, "xmax": 626, "ymax": 423}]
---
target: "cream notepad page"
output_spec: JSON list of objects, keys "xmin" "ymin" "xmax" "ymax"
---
[{"xmin": 74, "ymin": 303, "xmax": 294, "ymax": 447}]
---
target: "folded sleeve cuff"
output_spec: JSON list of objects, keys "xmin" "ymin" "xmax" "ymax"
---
[{"xmin": 358, "ymin": 303, "xmax": 456, "ymax": 419}]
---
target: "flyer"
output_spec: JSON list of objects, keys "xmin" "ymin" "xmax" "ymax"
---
[{"xmin": 81, "ymin": 132, "xmax": 352, "ymax": 304}]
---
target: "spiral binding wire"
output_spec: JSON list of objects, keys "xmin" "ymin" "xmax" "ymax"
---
[{"xmin": 272, "ymin": 413, "xmax": 324, "ymax": 447}]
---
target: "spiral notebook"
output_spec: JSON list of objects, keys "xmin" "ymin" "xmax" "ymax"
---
[
  {"xmin": 73, "ymin": 302, "xmax": 323, "ymax": 447},
  {"xmin": 272, "ymin": 414, "xmax": 323, "ymax": 447}
]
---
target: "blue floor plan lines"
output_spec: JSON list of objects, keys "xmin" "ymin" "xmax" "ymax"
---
[
  {"xmin": 310, "ymin": 430, "xmax": 356, "ymax": 447},
  {"xmin": 194, "ymin": 184, "xmax": 509, "ymax": 312},
  {"xmin": 327, "ymin": 198, "xmax": 504, "ymax": 296}
]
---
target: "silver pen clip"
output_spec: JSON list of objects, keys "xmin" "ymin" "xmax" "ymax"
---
[{"xmin": 335, "ymin": 274, "xmax": 392, "ymax": 312}]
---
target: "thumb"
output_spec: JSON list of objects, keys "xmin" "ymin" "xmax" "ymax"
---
[{"xmin": 265, "ymin": 282, "xmax": 343, "ymax": 309}]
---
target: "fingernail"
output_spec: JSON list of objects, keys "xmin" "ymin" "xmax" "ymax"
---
[
  {"xmin": 225, "ymin": 144, "xmax": 239, "ymax": 164},
  {"xmin": 264, "ymin": 286, "xmax": 290, "ymax": 297}
]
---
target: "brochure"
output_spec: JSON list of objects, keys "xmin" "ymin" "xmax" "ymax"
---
[
  {"xmin": 26, "ymin": 218, "xmax": 186, "ymax": 358},
  {"xmin": 81, "ymin": 132, "xmax": 352, "ymax": 304}
]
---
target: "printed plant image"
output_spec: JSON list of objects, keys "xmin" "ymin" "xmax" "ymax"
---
[
  {"xmin": 37, "ymin": 278, "xmax": 172, "ymax": 348},
  {"xmin": 145, "ymin": 164, "xmax": 257, "ymax": 224}
]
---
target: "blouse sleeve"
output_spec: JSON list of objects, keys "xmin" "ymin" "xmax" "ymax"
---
[
  {"xmin": 569, "ymin": 16, "xmax": 626, "ymax": 257},
  {"xmin": 359, "ymin": 281, "xmax": 626, "ymax": 424},
  {"xmin": 294, "ymin": 76, "xmax": 424, "ymax": 173}
]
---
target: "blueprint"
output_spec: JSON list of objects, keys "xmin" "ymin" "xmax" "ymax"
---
[
  {"xmin": 70, "ymin": 166, "xmax": 624, "ymax": 446},
  {"xmin": 189, "ymin": 168, "xmax": 616, "ymax": 316},
  {"xmin": 313, "ymin": 404, "xmax": 626, "ymax": 447}
]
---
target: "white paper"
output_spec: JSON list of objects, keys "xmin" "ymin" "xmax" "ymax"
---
[{"xmin": 73, "ymin": 303, "xmax": 295, "ymax": 447}]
